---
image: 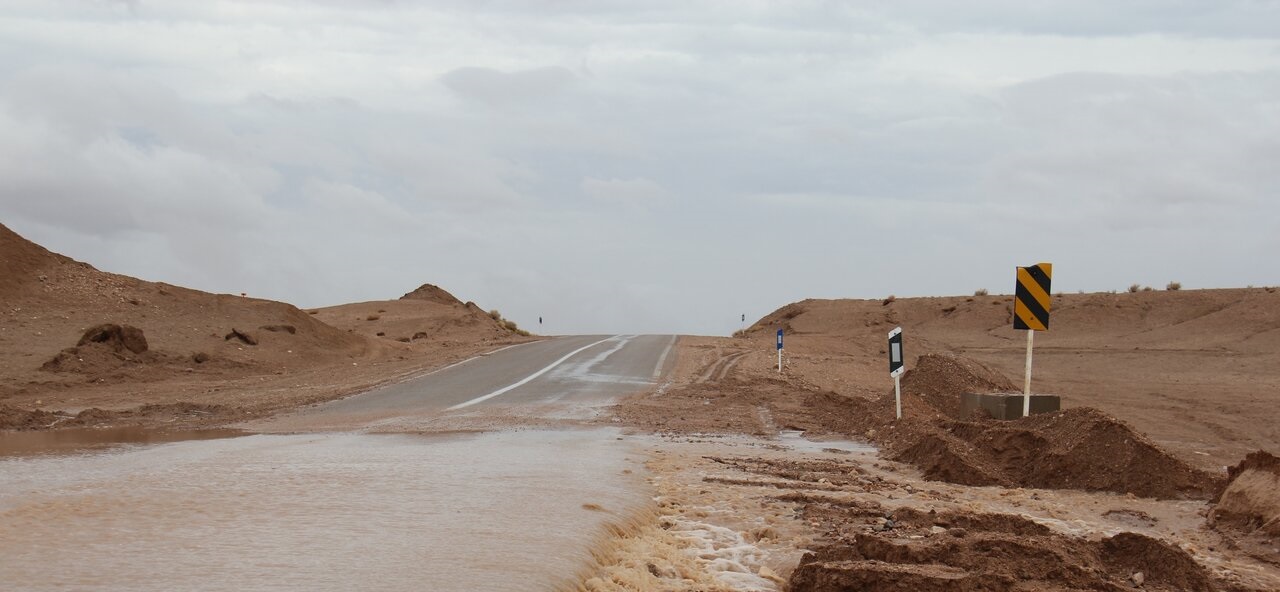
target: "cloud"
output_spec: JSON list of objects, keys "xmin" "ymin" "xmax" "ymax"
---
[
  {"xmin": 580, "ymin": 177, "xmax": 668, "ymax": 208},
  {"xmin": 0, "ymin": 1, "xmax": 1277, "ymax": 334},
  {"xmin": 441, "ymin": 66, "xmax": 576, "ymax": 105}
]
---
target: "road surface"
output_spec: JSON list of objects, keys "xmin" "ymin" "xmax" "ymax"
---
[{"xmin": 262, "ymin": 334, "xmax": 678, "ymax": 430}]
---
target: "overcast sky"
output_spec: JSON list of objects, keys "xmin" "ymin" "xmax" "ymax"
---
[{"xmin": 1, "ymin": 1, "xmax": 1277, "ymax": 335}]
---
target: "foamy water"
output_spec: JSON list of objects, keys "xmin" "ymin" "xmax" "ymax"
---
[{"xmin": 0, "ymin": 429, "xmax": 648, "ymax": 591}]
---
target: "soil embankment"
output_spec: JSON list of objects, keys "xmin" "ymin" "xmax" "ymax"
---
[
  {"xmin": 607, "ymin": 289, "xmax": 1280, "ymax": 590},
  {"xmin": 0, "ymin": 223, "xmax": 531, "ymax": 427},
  {"xmin": 745, "ymin": 291, "xmax": 1280, "ymax": 470}
]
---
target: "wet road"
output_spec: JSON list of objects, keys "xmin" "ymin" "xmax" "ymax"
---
[
  {"xmin": 0, "ymin": 335, "xmax": 678, "ymax": 592},
  {"xmin": 267, "ymin": 334, "xmax": 677, "ymax": 429}
]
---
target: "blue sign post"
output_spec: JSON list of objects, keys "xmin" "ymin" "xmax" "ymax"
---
[{"xmin": 776, "ymin": 329, "xmax": 784, "ymax": 373}]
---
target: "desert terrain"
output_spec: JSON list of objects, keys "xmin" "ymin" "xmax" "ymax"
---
[
  {"xmin": 0, "ymin": 222, "xmax": 534, "ymax": 429},
  {"xmin": 2, "ymin": 223, "xmax": 1278, "ymax": 591},
  {"xmin": 584, "ymin": 292, "xmax": 1280, "ymax": 590}
]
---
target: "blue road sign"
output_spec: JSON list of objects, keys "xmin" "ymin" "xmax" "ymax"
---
[{"xmin": 777, "ymin": 329, "xmax": 784, "ymax": 350}]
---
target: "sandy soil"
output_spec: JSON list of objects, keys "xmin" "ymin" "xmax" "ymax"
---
[
  {"xmin": 742, "ymin": 291, "xmax": 1279, "ymax": 471},
  {"xmin": 0, "ymin": 223, "xmax": 532, "ymax": 428},
  {"xmin": 595, "ymin": 291, "xmax": 1280, "ymax": 590}
]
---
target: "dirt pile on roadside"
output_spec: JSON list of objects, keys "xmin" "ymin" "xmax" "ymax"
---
[
  {"xmin": 40, "ymin": 323, "xmax": 158, "ymax": 374},
  {"xmin": 796, "ymin": 388, "xmax": 1223, "ymax": 499},
  {"xmin": 899, "ymin": 354, "xmax": 1017, "ymax": 418},
  {"xmin": 789, "ymin": 501, "xmax": 1225, "ymax": 592},
  {"xmin": 617, "ymin": 349, "xmax": 1222, "ymax": 499},
  {"xmin": 399, "ymin": 283, "xmax": 464, "ymax": 306},
  {"xmin": 1209, "ymin": 451, "xmax": 1280, "ymax": 565},
  {"xmin": 0, "ymin": 222, "xmax": 376, "ymax": 416},
  {"xmin": 0, "ymin": 405, "xmax": 63, "ymax": 430},
  {"xmin": 741, "ymin": 289, "xmax": 1280, "ymax": 470},
  {"xmin": 311, "ymin": 291, "xmax": 528, "ymax": 344},
  {"xmin": 77, "ymin": 323, "xmax": 149, "ymax": 353}
]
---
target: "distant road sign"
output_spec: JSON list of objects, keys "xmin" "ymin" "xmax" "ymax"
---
[
  {"xmin": 888, "ymin": 327, "xmax": 904, "ymax": 377},
  {"xmin": 1014, "ymin": 263, "xmax": 1053, "ymax": 331},
  {"xmin": 776, "ymin": 329, "xmax": 784, "ymax": 350}
]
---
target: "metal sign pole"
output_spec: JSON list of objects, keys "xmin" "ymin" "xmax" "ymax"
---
[
  {"xmin": 894, "ymin": 374, "xmax": 902, "ymax": 420},
  {"xmin": 1023, "ymin": 329, "xmax": 1034, "ymax": 417}
]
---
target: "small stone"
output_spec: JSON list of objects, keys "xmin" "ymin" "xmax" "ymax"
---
[
  {"xmin": 758, "ymin": 566, "xmax": 785, "ymax": 584},
  {"xmin": 948, "ymin": 528, "xmax": 968, "ymax": 538},
  {"xmin": 929, "ymin": 526, "xmax": 947, "ymax": 535},
  {"xmin": 1131, "ymin": 572, "xmax": 1145, "ymax": 587}
]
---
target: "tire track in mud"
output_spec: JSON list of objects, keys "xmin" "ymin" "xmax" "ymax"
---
[{"xmin": 696, "ymin": 351, "xmax": 749, "ymax": 384}]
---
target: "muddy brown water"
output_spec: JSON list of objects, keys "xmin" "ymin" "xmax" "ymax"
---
[
  {"xmin": 0, "ymin": 426, "xmax": 246, "ymax": 457},
  {"xmin": 0, "ymin": 428, "xmax": 647, "ymax": 591}
]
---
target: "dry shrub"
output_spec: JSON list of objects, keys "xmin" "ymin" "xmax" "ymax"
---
[
  {"xmin": 973, "ymin": 288, "xmax": 988, "ymax": 296},
  {"xmin": 1128, "ymin": 284, "xmax": 1141, "ymax": 293},
  {"xmin": 1166, "ymin": 281, "xmax": 1182, "ymax": 291}
]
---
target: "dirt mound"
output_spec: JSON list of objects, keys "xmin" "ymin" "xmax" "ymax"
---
[
  {"xmin": 77, "ymin": 323, "xmax": 148, "ymax": 354},
  {"xmin": 741, "ymin": 289, "xmax": 1280, "ymax": 470},
  {"xmin": 783, "ymin": 388, "xmax": 1221, "ymax": 498},
  {"xmin": 0, "ymin": 222, "xmax": 91, "ymax": 297},
  {"xmin": 0, "ymin": 405, "xmax": 64, "ymax": 430},
  {"xmin": 789, "ymin": 502, "xmax": 1221, "ymax": 592},
  {"xmin": 64, "ymin": 402, "xmax": 245, "ymax": 428},
  {"xmin": 1209, "ymin": 451, "xmax": 1280, "ymax": 565},
  {"xmin": 311, "ymin": 295, "xmax": 527, "ymax": 344},
  {"xmin": 399, "ymin": 283, "xmax": 463, "ymax": 306},
  {"xmin": 618, "ymin": 364, "xmax": 1221, "ymax": 498},
  {"xmin": 888, "ymin": 408, "xmax": 1223, "ymax": 499},
  {"xmin": 899, "ymin": 354, "xmax": 1017, "ymax": 418}
]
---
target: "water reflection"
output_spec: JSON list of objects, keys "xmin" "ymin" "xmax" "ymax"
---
[
  {"xmin": 0, "ymin": 426, "xmax": 245, "ymax": 457},
  {"xmin": 0, "ymin": 429, "xmax": 646, "ymax": 591}
]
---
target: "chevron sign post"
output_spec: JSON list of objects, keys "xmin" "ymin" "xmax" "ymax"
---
[{"xmin": 1013, "ymin": 263, "xmax": 1052, "ymax": 417}]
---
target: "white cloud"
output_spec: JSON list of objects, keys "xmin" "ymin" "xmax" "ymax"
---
[
  {"xmin": 0, "ymin": 1, "xmax": 1277, "ymax": 334},
  {"xmin": 581, "ymin": 177, "xmax": 668, "ymax": 207}
]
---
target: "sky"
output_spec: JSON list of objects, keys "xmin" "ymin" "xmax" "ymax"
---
[{"xmin": 1, "ymin": 1, "xmax": 1277, "ymax": 335}]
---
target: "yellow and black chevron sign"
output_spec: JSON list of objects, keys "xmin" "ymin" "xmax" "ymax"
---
[{"xmin": 1013, "ymin": 263, "xmax": 1052, "ymax": 331}]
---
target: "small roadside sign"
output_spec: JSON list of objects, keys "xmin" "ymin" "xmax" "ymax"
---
[
  {"xmin": 776, "ymin": 329, "xmax": 784, "ymax": 373},
  {"xmin": 888, "ymin": 327, "xmax": 905, "ymax": 419},
  {"xmin": 1013, "ymin": 262, "xmax": 1053, "ymax": 417},
  {"xmin": 888, "ymin": 327, "xmax": 904, "ymax": 377},
  {"xmin": 1014, "ymin": 263, "xmax": 1052, "ymax": 331}
]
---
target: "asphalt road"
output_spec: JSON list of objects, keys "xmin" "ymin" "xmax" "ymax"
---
[{"xmin": 273, "ymin": 334, "xmax": 678, "ymax": 428}]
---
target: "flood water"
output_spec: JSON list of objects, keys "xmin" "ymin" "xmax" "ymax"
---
[{"xmin": 0, "ymin": 429, "xmax": 648, "ymax": 591}]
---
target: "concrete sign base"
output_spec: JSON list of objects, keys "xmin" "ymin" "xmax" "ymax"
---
[{"xmin": 960, "ymin": 392, "xmax": 1061, "ymax": 420}]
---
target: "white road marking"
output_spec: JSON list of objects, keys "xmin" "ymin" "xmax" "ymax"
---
[
  {"xmin": 555, "ymin": 335, "xmax": 634, "ymax": 380},
  {"xmin": 446, "ymin": 336, "xmax": 618, "ymax": 410},
  {"xmin": 652, "ymin": 335, "xmax": 677, "ymax": 380}
]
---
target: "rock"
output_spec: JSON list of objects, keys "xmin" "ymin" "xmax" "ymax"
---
[
  {"xmin": 1131, "ymin": 571, "xmax": 1145, "ymax": 586},
  {"xmin": 192, "ymin": 352, "xmax": 210, "ymax": 364},
  {"xmin": 758, "ymin": 565, "xmax": 785, "ymax": 584},
  {"xmin": 948, "ymin": 528, "xmax": 968, "ymax": 538},
  {"xmin": 224, "ymin": 328, "xmax": 258, "ymax": 346},
  {"xmin": 930, "ymin": 526, "xmax": 948, "ymax": 536},
  {"xmin": 77, "ymin": 323, "xmax": 148, "ymax": 354}
]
